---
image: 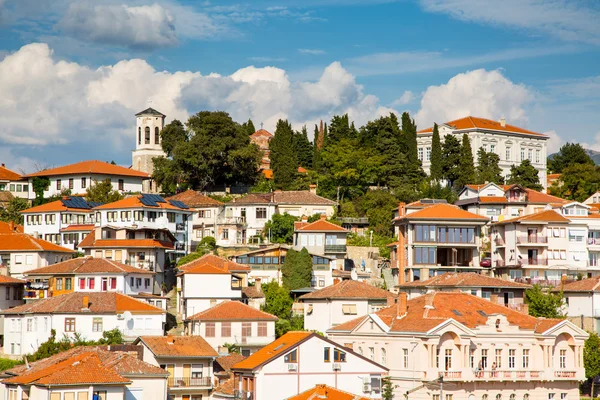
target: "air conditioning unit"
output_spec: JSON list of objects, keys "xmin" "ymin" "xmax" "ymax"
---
[
  {"xmin": 362, "ymin": 384, "xmax": 371, "ymax": 393},
  {"xmin": 494, "ymin": 288, "xmax": 501, "ymax": 293},
  {"xmin": 332, "ymin": 363, "xmax": 341, "ymax": 371},
  {"xmin": 117, "ymin": 314, "xmax": 124, "ymax": 320},
  {"xmin": 287, "ymin": 364, "xmax": 297, "ymax": 371}
]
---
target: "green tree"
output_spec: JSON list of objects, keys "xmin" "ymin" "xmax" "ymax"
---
[
  {"xmin": 584, "ymin": 332, "xmax": 600, "ymax": 397},
  {"xmin": 198, "ymin": 236, "xmax": 216, "ymax": 250},
  {"xmin": 263, "ymin": 213, "xmax": 298, "ymax": 244},
  {"xmin": 0, "ymin": 358, "xmax": 23, "ymax": 371},
  {"xmin": 97, "ymin": 328, "xmax": 124, "ymax": 345},
  {"xmin": 85, "ymin": 179, "xmax": 124, "ymax": 204},
  {"xmin": 400, "ymin": 112, "xmax": 419, "ymax": 166},
  {"xmin": 281, "ymin": 248, "xmax": 313, "ymax": 290},
  {"xmin": 275, "ymin": 314, "xmax": 304, "ymax": 337},
  {"xmin": 32, "ymin": 177, "xmax": 50, "ymax": 206},
  {"xmin": 441, "ymin": 134, "xmax": 462, "ymax": 188},
  {"xmin": 327, "ymin": 114, "xmax": 355, "ymax": 143},
  {"xmin": 525, "ymin": 285, "xmax": 565, "ymax": 318},
  {"xmin": 223, "ymin": 343, "xmax": 241, "ymax": 354},
  {"xmin": 294, "ymin": 126, "xmax": 313, "ymax": 168},
  {"xmin": 430, "ymin": 123, "xmax": 442, "ymax": 181},
  {"xmin": 242, "ymin": 119, "xmax": 256, "ymax": 136},
  {"xmin": 176, "ymin": 248, "xmax": 210, "ymax": 267},
  {"xmin": 476, "ymin": 148, "xmax": 505, "ymax": 185},
  {"xmin": 160, "ymin": 119, "xmax": 187, "ymax": 158},
  {"xmin": 261, "ymin": 281, "xmax": 293, "ymax": 320},
  {"xmin": 28, "ymin": 328, "xmax": 124, "ymax": 361},
  {"xmin": 270, "ymin": 119, "xmax": 298, "ymax": 190},
  {"xmin": 382, "ymin": 376, "xmax": 394, "ymax": 400},
  {"xmin": 355, "ymin": 190, "xmax": 398, "ymax": 236},
  {"xmin": 508, "ymin": 160, "xmax": 543, "ymax": 190},
  {"xmin": 0, "ymin": 197, "xmax": 29, "ymax": 225},
  {"xmin": 548, "ymin": 142, "xmax": 594, "ymax": 174},
  {"xmin": 549, "ymin": 163, "xmax": 600, "ymax": 202},
  {"xmin": 250, "ymin": 175, "xmax": 275, "ymax": 193},
  {"xmin": 457, "ymin": 134, "xmax": 476, "ymax": 188},
  {"xmin": 312, "ymin": 124, "xmax": 322, "ymax": 172}
]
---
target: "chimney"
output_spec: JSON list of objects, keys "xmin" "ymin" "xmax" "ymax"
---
[
  {"xmin": 500, "ymin": 117, "xmax": 506, "ymax": 127},
  {"xmin": 398, "ymin": 202, "xmax": 406, "ymax": 218},
  {"xmin": 82, "ymin": 295, "xmax": 89, "ymax": 310},
  {"xmin": 397, "ymin": 292, "xmax": 407, "ymax": 316},
  {"xmin": 301, "ymin": 215, "xmax": 308, "ymax": 222},
  {"xmin": 387, "ymin": 296, "xmax": 398, "ymax": 308},
  {"xmin": 490, "ymin": 293, "xmax": 499, "ymax": 304},
  {"xmin": 255, "ymin": 278, "xmax": 262, "ymax": 293},
  {"xmin": 1, "ymin": 163, "xmax": 4, "ymax": 168},
  {"xmin": 309, "ymin": 184, "xmax": 317, "ymax": 194}
]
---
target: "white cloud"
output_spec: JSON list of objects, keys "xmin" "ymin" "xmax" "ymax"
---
[
  {"xmin": 419, "ymin": 0, "xmax": 600, "ymax": 45},
  {"xmin": 298, "ymin": 48, "xmax": 325, "ymax": 55},
  {"xmin": 580, "ymin": 132, "xmax": 600, "ymax": 152},
  {"xmin": 544, "ymin": 130, "xmax": 564, "ymax": 154},
  {"xmin": 415, "ymin": 69, "xmax": 533, "ymax": 128},
  {"xmin": 392, "ymin": 91, "xmax": 415, "ymax": 106}
]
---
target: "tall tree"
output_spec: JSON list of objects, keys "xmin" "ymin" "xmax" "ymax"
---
[
  {"xmin": 400, "ymin": 112, "xmax": 419, "ymax": 166},
  {"xmin": 457, "ymin": 134, "xmax": 476, "ymax": 188},
  {"xmin": 508, "ymin": 160, "xmax": 543, "ymax": 190},
  {"xmin": 0, "ymin": 197, "xmax": 29, "ymax": 225},
  {"xmin": 548, "ymin": 142, "xmax": 594, "ymax": 173},
  {"xmin": 525, "ymin": 285, "xmax": 565, "ymax": 318},
  {"xmin": 242, "ymin": 119, "xmax": 256, "ymax": 136},
  {"xmin": 585, "ymin": 332, "xmax": 600, "ymax": 398},
  {"xmin": 476, "ymin": 148, "xmax": 504, "ymax": 184},
  {"xmin": 312, "ymin": 124, "xmax": 322, "ymax": 172},
  {"xmin": 429, "ymin": 123, "xmax": 442, "ymax": 181},
  {"xmin": 549, "ymin": 163, "xmax": 600, "ymax": 202},
  {"xmin": 159, "ymin": 120, "xmax": 187, "ymax": 158},
  {"xmin": 281, "ymin": 248, "xmax": 313, "ymax": 290},
  {"xmin": 441, "ymin": 134, "xmax": 462, "ymax": 188},
  {"xmin": 270, "ymin": 119, "xmax": 298, "ymax": 190},
  {"xmin": 293, "ymin": 126, "xmax": 313, "ymax": 168},
  {"xmin": 327, "ymin": 114, "xmax": 353, "ymax": 143},
  {"xmin": 31, "ymin": 177, "xmax": 50, "ymax": 206},
  {"xmin": 263, "ymin": 213, "xmax": 298, "ymax": 244},
  {"xmin": 85, "ymin": 179, "xmax": 124, "ymax": 204}
]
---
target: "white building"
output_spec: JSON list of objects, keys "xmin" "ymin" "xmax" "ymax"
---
[
  {"xmin": 23, "ymin": 160, "xmax": 149, "ymax": 200},
  {"xmin": 298, "ymin": 280, "xmax": 396, "ymax": 333},
  {"xmin": 555, "ymin": 277, "xmax": 600, "ymax": 332},
  {"xmin": 1, "ymin": 291, "xmax": 166, "ymax": 355},
  {"xmin": 231, "ymin": 331, "xmax": 388, "ymax": 400},
  {"xmin": 166, "ymin": 190, "xmax": 222, "ymax": 248},
  {"xmin": 186, "ymin": 300, "xmax": 277, "ymax": 357},
  {"xmin": 417, "ymin": 116, "xmax": 549, "ymax": 187},
  {"xmin": 131, "ymin": 107, "xmax": 167, "ymax": 193},
  {"xmin": 0, "ymin": 163, "xmax": 28, "ymax": 199},
  {"xmin": 327, "ymin": 292, "xmax": 588, "ymax": 400},
  {"xmin": 293, "ymin": 215, "xmax": 349, "ymax": 272}
]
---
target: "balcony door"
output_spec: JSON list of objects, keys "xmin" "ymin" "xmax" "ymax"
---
[
  {"xmin": 528, "ymin": 228, "xmax": 537, "ymax": 242},
  {"xmin": 183, "ymin": 363, "xmax": 191, "ymax": 385},
  {"xmin": 527, "ymin": 249, "xmax": 538, "ymax": 264}
]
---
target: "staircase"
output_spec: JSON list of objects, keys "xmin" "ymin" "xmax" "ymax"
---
[{"xmin": 166, "ymin": 289, "xmax": 184, "ymax": 336}]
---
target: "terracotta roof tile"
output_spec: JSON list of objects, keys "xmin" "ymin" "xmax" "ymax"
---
[
  {"xmin": 273, "ymin": 191, "xmax": 337, "ymax": 206},
  {"xmin": 166, "ymin": 190, "xmax": 223, "ymax": 207},
  {"xmin": 60, "ymin": 224, "xmax": 95, "ymax": 232},
  {"xmin": 557, "ymin": 277, "xmax": 600, "ymax": 292},
  {"xmin": 0, "ymin": 165, "xmax": 22, "ymax": 181},
  {"xmin": 397, "ymin": 272, "xmax": 531, "ymax": 289},
  {"xmin": 215, "ymin": 353, "xmax": 247, "ymax": 373},
  {"xmin": 23, "ymin": 256, "xmax": 154, "ymax": 276},
  {"xmin": 178, "ymin": 262, "xmax": 231, "ymax": 275},
  {"xmin": 78, "ymin": 232, "xmax": 174, "ymax": 250},
  {"xmin": 137, "ymin": 336, "xmax": 218, "ymax": 358},
  {"xmin": 186, "ymin": 300, "xmax": 277, "ymax": 322},
  {"xmin": 0, "ymin": 233, "xmax": 74, "ymax": 253},
  {"xmin": 396, "ymin": 203, "xmax": 488, "ymax": 221},
  {"xmin": 493, "ymin": 209, "xmax": 569, "ymax": 225},
  {"xmin": 242, "ymin": 286, "xmax": 265, "ymax": 299},
  {"xmin": 94, "ymin": 195, "xmax": 188, "ymax": 210},
  {"xmin": 288, "ymin": 384, "xmax": 370, "ymax": 400},
  {"xmin": 227, "ymin": 193, "xmax": 272, "ymax": 205},
  {"xmin": 417, "ymin": 116, "xmax": 545, "ymax": 137},
  {"xmin": 299, "ymin": 280, "xmax": 395, "ymax": 300},
  {"xmin": 0, "ymin": 191, "xmax": 14, "ymax": 203},
  {"xmin": 524, "ymin": 188, "xmax": 568, "ymax": 205},
  {"xmin": 178, "ymin": 254, "xmax": 250, "ymax": 273},
  {"xmin": 250, "ymin": 129, "xmax": 273, "ymax": 138},
  {"xmin": 295, "ymin": 218, "xmax": 347, "ymax": 232},
  {"xmin": 478, "ymin": 196, "xmax": 508, "ymax": 204},
  {"xmin": 2, "ymin": 292, "xmax": 165, "ymax": 315},
  {"xmin": 0, "ymin": 221, "xmax": 23, "ymax": 233},
  {"xmin": 232, "ymin": 331, "xmax": 312, "ymax": 370},
  {"xmin": 21, "ymin": 198, "xmax": 96, "ymax": 214},
  {"xmin": 25, "ymin": 160, "xmax": 149, "ymax": 178}
]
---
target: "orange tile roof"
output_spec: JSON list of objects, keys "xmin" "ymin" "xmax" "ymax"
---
[
  {"xmin": 524, "ymin": 188, "xmax": 568, "ymax": 205},
  {"xmin": 78, "ymin": 232, "xmax": 174, "ymax": 250},
  {"xmin": 2, "ymin": 292, "xmax": 165, "ymax": 315},
  {"xmin": 25, "ymin": 160, "xmax": 149, "ymax": 178},
  {"xmin": 0, "ymin": 164, "xmax": 22, "ymax": 181},
  {"xmin": 397, "ymin": 272, "xmax": 531, "ymax": 289},
  {"xmin": 23, "ymin": 256, "xmax": 154, "ymax": 276},
  {"xmin": 179, "ymin": 262, "xmax": 231, "ymax": 275},
  {"xmin": 242, "ymin": 286, "xmax": 265, "ymax": 299},
  {"xmin": 0, "ymin": 275, "xmax": 24, "ymax": 284},
  {"xmin": 186, "ymin": 300, "xmax": 278, "ymax": 322},
  {"xmin": 60, "ymin": 224, "xmax": 95, "ymax": 232},
  {"xmin": 288, "ymin": 384, "xmax": 370, "ymax": 400},
  {"xmin": 557, "ymin": 277, "xmax": 600, "ymax": 292},
  {"xmin": 396, "ymin": 203, "xmax": 488, "ymax": 221},
  {"xmin": 298, "ymin": 167, "xmax": 308, "ymax": 173},
  {"xmin": 330, "ymin": 292, "xmax": 562, "ymax": 334},
  {"xmin": 166, "ymin": 190, "xmax": 222, "ymax": 207},
  {"xmin": 493, "ymin": 209, "xmax": 569, "ymax": 225},
  {"xmin": 0, "ymin": 221, "xmax": 23, "ymax": 233},
  {"xmin": 21, "ymin": 198, "xmax": 95, "ymax": 214},
  {"xmin": 250, "ymin": 129, "xmax": 273, "ymax": 138},
  {"xmin": 136, "ymin": 336, "xmax": 218, "ymax": 358},
  {"xmin": 94, "ymin": 195, "xmax": 187, "ymax": 210},
  {"xmin": 0, "ymin": 233, "xmax": 74, "ymax": 253},
  {"xmin": 299, "ymin": 280, "xmax": 396, "ymax": 300},
  {"xmin": 178, "ymin": 253, "xmax": 251, "ymax": 273},
  {"xmin": 478, "ymin": 196, "xmax": 508, "ymax": 204},
  {"xmin": 215, "ymin": 353, "xmax": 247, "ymax": 373},
  {"xmin": 232, "ymin": 331, "xmax": 312, "ymax": 370},
  {"xmin": 417, "ymin": 116, "xmax": 545, "ymax": 137},
  {"xmin": 295, "ymin": 218, "xmax": 348, "ymax": 232}
]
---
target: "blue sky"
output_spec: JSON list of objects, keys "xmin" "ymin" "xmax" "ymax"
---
[{"xmin": 1, "ymin": 0, "xmax": 599, "ymax": 172}]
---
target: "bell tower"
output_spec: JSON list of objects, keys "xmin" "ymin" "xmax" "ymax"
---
[{"xmin": 132, "ymin": 104, "xmax": 166, "ymax": 193}]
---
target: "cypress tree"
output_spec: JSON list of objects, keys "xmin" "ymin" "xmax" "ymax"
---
[
  {"xmin": 242, "ymin": 119, "xmax": 256, "ymax": 135},
  {"xmin": 441, "ymin": 134, "xmax": 462, "ymax": 188},
  {"xmin": 400, "ymin": 112, "xmax": 419, "ymax": 165},
  {"xmin": 312, "ymin": 124, "xmax": 321, "ymax": 171},
  {"xmin": 430, "ymin": 123, "xmax": 442, "ymax": 181},
  {"xmin": 457, "ymin": 133, "xmax": 476, "ymax": 188},
  {"xmin": 270, "ymin": 119, "xmax": 298, "ymax": 190},
  {"xmin": 281, "ymin": 248, "xmax": 313, "ymax": 290},
  {"xmin": 294, "ymin": 126, "xmax": 313, "ymax": 168}
]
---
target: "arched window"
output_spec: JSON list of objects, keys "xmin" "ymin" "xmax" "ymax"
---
[
  {"xmin": 482, "ymin": 395, "xmax": 488, "ymax": 400},
  {"xmin": 155, "ymin": 127, "xmax": 160, "ymax": 144},
  {"xmin": 145, "ymin": 126, "xmax": 150, "ymax": 144},
  {"xmin": 138, "ymin": 127, "xmax": 141, "ymax": 145},
  {"xmin": 523, "ymin": 395, "xmax": 529, "ymax": 400},
  {"xmin": 510, "ymin": 394, "xmax": 516, "ymax": 400},
  {"xmin": 496, "ymin": 394, "xmax": 502, "ymax": 400}
]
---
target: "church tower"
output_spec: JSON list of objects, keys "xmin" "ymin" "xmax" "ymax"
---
[{"xmin": 132, "ymin": 107, "xmax": 166, "ymax": 193}]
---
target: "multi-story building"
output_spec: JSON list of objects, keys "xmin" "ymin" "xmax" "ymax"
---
[
  {"xmin": 298, "ymin": 280, "xmax": 396, "ymax": 333},
  {"xmin": 327, "ymin": 292, "xmax": 588, "ymax": 399},
  {"xmin": 231, "ymin": 331, "xmax": 388, "ymax": 400},
  {"xmin": 1, "ymin": 291, "xmax": 166, "ymax": 355},
  {"xmin": 293, "ymin": 215, "xmax": 349, "ymax": 272},
  {"xmin": 390, "ymin": 202, "xmax": 489, "ymax": 284},
  {"xmin": 249, "ymin": 128, "xmax": 273, "ymax": 170},
  {"xmin": 23, "ymin": 160, "xmax": 149, "ymax": 200},
  {"xmin": 21, "ymin": 257, "xmax": 156, "ymax": 301},
  {"xmin": 558, "ymin": 277, "xmax": 600, "ymax": 332},
  {"xmin": 166, "ymin": 189, "xmax": 222, "ymax": 248},
  {"xmin": 131, "ymin": 107, "xmax": 167, "ymax": 193},
  {"xmin": 21, "ymin": 196, "xmax": 101, "ymax": 251},
  {"xmin": 0, "ymin": 163, "xmax": 29, "ymax": 199},
  {"xmin": 417, "ymin": 116, "xmax": 549, "ymax": 187},
  {"xmin": 135, "ymin": 335, "xmax": 218, "ymax": 400},
  {"xmin": 186, "ymin": 300, "xmax": 277, "ymax": 356}
]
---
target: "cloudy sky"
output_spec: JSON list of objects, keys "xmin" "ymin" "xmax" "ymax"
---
[{"xmin": 1, "ymin": 0, "xmax": 599, "ymax": 173}]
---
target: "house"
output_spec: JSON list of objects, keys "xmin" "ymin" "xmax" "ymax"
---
[
  {"xmin": 250, "ymin": 128, "xmax": 273, "ymax": 170},
  {"xmin": 327, "ymin": 292, "xmax": 588, "ymax": 399},
  {"xmin": 21, "ymin": 257, "xmax": 156, "ymax": 301},
  {"xmin": 396, "ymin": 272, "xmax": 531, "ymax": 311},
  {"xmin": 1, "ymin": 291, "xmax": 166, "ymax": 355},
  {"xmin": 231, "ymin": 331, "xmax": 388, "ymax": 400},
  {"xmin": 23, "ymin": 160, "xmax": 149, "ymax": 200},
  {"xmin": 185, "ymin": 300, "xmax": 277, "ymax": 356},
  {"xmin": 241, "ymin": 284, "xmax": 266, "ymax": 310},
  {"xmin": 554, "ymin": 276, "xmax": 600, "ymax": 332},
  {"xmin": 134, "ymin": 335, "xmax": 219, "ymax": 400},
  {"xmin": 131, "ymin": 107, "xmax": 167, "ymax": 193},
  {"xmin": 211, "ymin": 353, "xmax": 247, "ymax": 399},
  {"xmin": 176, "ymin": 254, "xmax": 251, "ymax": 319},
  {"xmin": 0, "ymin": 225, "xmax": 74, "ymax": 278},
  {"xmin": 390, "ymin": 202, "xmax": 489, "ymax": 284},
  {"xmin": 298, "ymin": 280, "xmax": 396, "ymax": 333},
  {"xmin": 286, "ymin": 384, "xmax": 370, "ymax": 400},
  {"xmin": 0, "ymin": 163, "xmax": 28, "ymax": 199},
  {"xmin": 0, "ymin": 345, "xmax": 168, "ymax": 400},
  {"xmin": 293, "ymin": 215, "xmax": 349, "ymax": 274},
  {"xmin": 417, "ymin": 116, "xmax": 549, "ymax": 187},
  {"xmin": 0, "ymin": 275, "xmax": 25, "ymax": 310},
  {"xmin": 21, "ymin": 196, "xmax": 101, "ymax": 251},
  {"xmin": 339, "ymin": 217, "xmax": 370, "ymax": 236},
  {"xmin": 166, "ymin": 190, "xmax": 222, "ymax": 249}
]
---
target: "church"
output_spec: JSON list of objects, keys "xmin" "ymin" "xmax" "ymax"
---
[{"xmin": 131, "ymin": 107, "xmax": 167, "ymax": 193}]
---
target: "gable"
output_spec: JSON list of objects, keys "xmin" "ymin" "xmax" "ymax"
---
[
  {"xmin": 426, "ymin": 318, "xmax": 475, "ymax": 337},
  {"xmin": 352, "ymin": 314, "xmax": 389, "ymax": 335}
]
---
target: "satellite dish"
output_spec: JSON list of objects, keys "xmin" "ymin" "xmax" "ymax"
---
[{"xmin": 123, "ymin": 311, "xmax": 133, "ymax": 320}]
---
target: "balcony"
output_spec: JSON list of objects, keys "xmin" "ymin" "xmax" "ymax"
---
[
  {"xmin": 517, "ymin": 236, "xmax": 548, "ymax": 245},
  {"xmin": 554, "ymin": 371, "xmax": 577, "ymax": 379},
  {"xmin": 519, "ymin": 258, "xmax": 548, "ymax": 266},
  {"xmin": 473, "ymin": 370, "xmax": 544, "ymax": 381},
  {"xmin": 324, "ymin": 244, "xmax": 347, "ymax": 253},
  {"xmin": 218, "ymin": 216, "xmax": 247, "ymax": 226},
  {"xmin": 439, "ymin": 370, "xmax": 462, "ymax": 379},
  {"xmin": 168, "ymin": 376, "xmax": 211, "ymax": 388},
  {"xmin": 234, "ymin": 390, "xmax": 254, "ymax": 400}
]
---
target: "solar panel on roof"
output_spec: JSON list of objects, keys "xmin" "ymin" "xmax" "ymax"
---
[
  {"xmin": 61, "ymin": 196, "xmax": 91, "ymax": 209},
  {"xmin": 88, "ymin": 202, "xmax": 104, "ymax": 208},
  {"xmin": 140, "ymin": 193, "xmax": 168, "ymax": 207},
  {"xmin": 168, "ymin": 200, "xmax": 189, "ymax": 209}
]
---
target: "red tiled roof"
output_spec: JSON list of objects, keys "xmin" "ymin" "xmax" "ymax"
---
[
  {"xmin": 0, "ymin": 221, "xmax": 23, "ymax": 233},
  {"xmin": 295, "ymin": 218, "xmax": 347, "ymax": 232},
  {"xmin": 478, "ymin": 196, "xmax": 508, "ymax": 204},
  {"xmin": 493, "ymin": 209, "xmax": 569, "ymax": 225},
  {"xmin": 179, "ymin": 262, "xmax": 231, "ymax": 275},
  {"xmin": 396, "ymin": 203, "xmax": 488, "ymax": 221},
  {"xmin": 273, "ymin": 191, "xmax": 336, "ymax": 205},
  {"xmin": 94, "ymin": 195, "xmax": 188, "ymax": 210},
  {"xmin": 397, "ymin": 272, "xmax": 531, "ymax": 289},
  {"xmin": 417, "ymin": 116, "xmax": 545, "ymax": 137},
  {"xmin": 0, "ymin": 233, "xmax": 74, "ymax": 253},
  {"xmin": 166, "ymin": 190, "xmax": 223, "ymax": 207},
  {"xmin": 60, "ymin": 224, "xmax": 95, "ymax": 232},
  {"xmin": 557, "ymin": 277, "xmax": 600, "ymax": 292},
  {"xmin": 136, "ymin": 336, "xmax": 218, "ymax": 358},
  {"xmin": 215, "ymin": 353, "xmax": 247, "ymax": 373},
  {"xmin": 21, "ymin": 198, "xmax": 94, "ymax": 214},
  {"xmin": 178, "ymin": 254, "xmax": 250, "ymax": 273},
  {"xmin": 0, "ymin": 165, "xmax": 22, "ymax": 181},
  {"xmin": 242, "ymin": 286, "xmax": 265, "ymax": 299},
  {"xmin": 524, "ymin": 188, "xmax": 568, "ymax": 205},
  {"xmin": 250, "ymin": 129, "xmax": 273, "ymax": 138},
  {"xmin": 23, "ymin": 256, "xmax": 154, "ymax": 276},
  {"xmin": 78, "ymin": 232, "xmax": 174, "ymax": 250},
  {"xmin": 299, "ymin": 280, "xmax": 396, "ymax": 300},
  {"xmin": 288, "ymin": 384, "xmax": 370, "ymax": 400},
  {"xmin": 232, "ymin": 331, "xmax": 312, "ymax": 370},
  {"xmin": 25, "ymin": 160, "xmax": 149, "ymax": 178},
  {"xmin": 2, "ymin": 292, "xmax": 165, "ymax": 315},
  {"xmin": 0, "ymin": 275, "xmax": 24, "ymax": 284},
  {"xmin": 186, "ymin": 300, "xmax": 277, "ymax": 322}
]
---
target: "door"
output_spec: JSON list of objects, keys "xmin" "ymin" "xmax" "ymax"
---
[
  {"xmin": 528, "ymin": 228, "xmax": 537, "ymax": 242},
  {"xmin": 528, "ymin": 249, "xmax": 538, "ymax": 264},
  {"xmin": 183, "ymin": 363, "xmax": 191, "ymax": 386},
  {"xmin": 504, "ymin": 292, "xmax": 509, "ymax": 306},
  {"xmin": 167, "ymin": 364, "xmax": 174, "ymax": 386}
]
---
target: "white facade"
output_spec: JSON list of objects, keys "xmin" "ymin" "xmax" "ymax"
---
[
  {"xmin": 26, "ymin": 174, "xmax": 144, "ymax": 200},
  {"xmin": 302, "ymin": 298, "xmax": 390, "ymax": 334},
  {"xmin": 1, "ymin": 251, "xmax": 72, "ymax": 278},
  {"xmin": 189, "ymin": 319, "xmax": 276, "ymax": 354},
  {"xmin": 178, "ymin": 272, "xmax": 243, "ymax": 319},
  {"xmin": 217, "ymin": 203, "xmax": 276, "ymax": 246}
]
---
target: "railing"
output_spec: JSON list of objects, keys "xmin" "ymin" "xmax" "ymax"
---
[
  {"xmin": 519, "ymin": 258, "xmax": 548, "ymax": 266},
  {"xmin": 168, "ymin": 376, "xmax": 211, "ymax": 387},
  {"xmin": 554, "ymin": 371, "xmax": 576, "ymax": 378},
  {"xmin": 324, "ymin": 244, "xmax": 347, "ymax": 253},
  {"xmin": 218, "ymin": 216, "xmax": 247, "ymax": 225},
  {"xmin": 517, "ymin": 236, "xmax": 548, "ymax": 244},
  {"xmin": 439, "ymin": 370, "xmax": 462, "ymax": 379},
  {"xmin": 339, "ymin": 217, "xmax": 369, "ymax": 224},
  {"xmin": 474, "ymin": 370, "xmax": 544, "ymax": 380},
  {"xmin": 589, "ymin": 238, "xmax": 600, "ymax": 245},
  {"xmin": 514, "ymin": 277, "xmax": 574, "ymax": 286}
]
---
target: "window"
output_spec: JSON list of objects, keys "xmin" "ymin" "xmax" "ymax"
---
[
  {"xmin": 559, "ymin": 349, "xmax": 566, "ymax": 368},
  {"xmin": 27, "ymin": 318, "xmax": 33, "ymax": 332},
  {"xmin": 334, "ymin": 348, "xmax": 346, "ymax": 362},
  {"xmin": 528, "ymin": 149, "xmax": 533, "ymax": 161},
  {"xmin": 205, "ymin": 322, "xmax": 215, "ymax": 337},
  {"xmin": 257, "ymin": 321, "xmax": 267, "ymax": 337},
  {"xmin": 65, "ymin": 278, "xmax": 72, "ymax": 290},
  {"xmin": 111, "ymin": 278, "xmax": 117, "ymax": 290},
  {"xmin": 496, "ymin": 395, "xmax": 502, "ymax": 400},
  {"xmin": 446, "ymin": 396, "xmax": 453, "ymax": 400},
  {"xmin": 522, "ymin": 349, "xmax": 530, "ymax": 368},
  {"xmin": 560, "ymin": 394, "xmax": 567, "ymax": 400},
  {"xmin": 415, "ymin": 224, "xmax": 436, "ymax": 242},
  {"xmin": 145, "ymin": 126, "xmax": 150, "ymax": 144},
  {"xmin": 520, "ymin": 148, "xmax": 525, "ymax": 161},
  {"xmin": 136, "ymin": 278, "xmax": 142, "ymax": 287},
  {"xmin": 324, "ymin": 347, "xmax": 330, "ymax": 362},
  {"xmin": 433, "ymin": 396, "xmax": 440, "ymax": 400},
  {"xmin": 79, "ymin": 278, "xmax": 85, "ymax": 290},
  {"xmin": 418, "ymin": 147, "xmax": 424, "ymax": 161},
  {"xmin": 155, "ymin": 127, "xmax": 160, "ymax": 144},
  {"xmin": 92, "ymin": 317, "xmax": 103, "ymax": 332},
  {"xmin": 414, "ymin": 247, "xmax": 436, "ymax": 264},
  {"xmin": 506, "ymin": 147, "xmax": 511, "ymax": 161},
  {"xmin": 56, "ymin": 278, "xmax": 63, "ymax": 291},
  {"xmin": 56, "ymin": 179, "xmax": 61, "ymax": 190},
  {"xmin": 4, "ymin": 287, "xmax": 9, "ymax": 300},
  {"xmin": 256, "ymin": 207, "xmax": 267, "ymax": 219},
  {"xmin": 403, "ymin": 348, "xmax": 408, "ymax": 368},
  {"xmin": 510, "ymin": 395, "xmax": 516, "ymax": 400},
  {"xmin": 536, "ymin": 150, "xmax": 540, "ymax": 163},
  {"xmin": 369, "ymin": 347, "xmax": 375, "ymax": 361},
  {"xmin": 65, "ymin": 318, "xmax": 75, "ymax": 332},
  {"xmin": 509, "ymin": 349, "xmax": 516, "ymax": 369},
  {"xmin": 221, "ymin": 322, "xmax": 231, "ymax": 337},
  {"xmin": 81, "ymin": 177, "xmax": 86, "ymax": 189},
  {"xmin": 285, "ymin": 349, "xmax": 298, "ymax": 363},
  {"xmin": 144, "ymin": 278, "xmax": 150, "ymax": 288},
  {"xmin": 242, "ymin": 322, "xmax": 252, "ymax": 337},
  {"xmin": 444, "ymin": 349, "xmax": 452, "ymax": 370},
  {"xmin": 118, "ymin": 179, "xmax": 124, "ymax": 191},
  {"xmin": 495, "ymin": 349, "xmax": 502, "ymax": 368},
  {"xmin": 134, "ymin": 210, "xmax": 144, "ymax": 221},
  {"xmin": 223, "ymin": 229, "xmax": 229, "ymax": 240},
  {"xmin": 382, "ymin": 348, "xmax": 387, "ymax": 366},
  {"xmin": 490, "ymin": 144, "xmax": 496, "ymax": 153},
  {"xmin": 342, "ymin": 304, "xmax": 357, "ymax": 315},
  {"xmin": 426, "ymin": 147, "xmax": 431, "ymax": 161},
  {"xmin": 88, "ymin": 278, "xmax": 95, "ymax": 289},
  {"xmin": 69, "ymin": 178, "xmax": 74, "ymax": 189},
  {"xmin": 138, "ymin": 127, "xmax": 142, "ymax": 144},
  {"xmin": 470, "ymin": 349, "xmax": 475, "ymax": 368},
  {"xmin": 481, "ymin": 349, "xmax": 488, "ymax": 368}
]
